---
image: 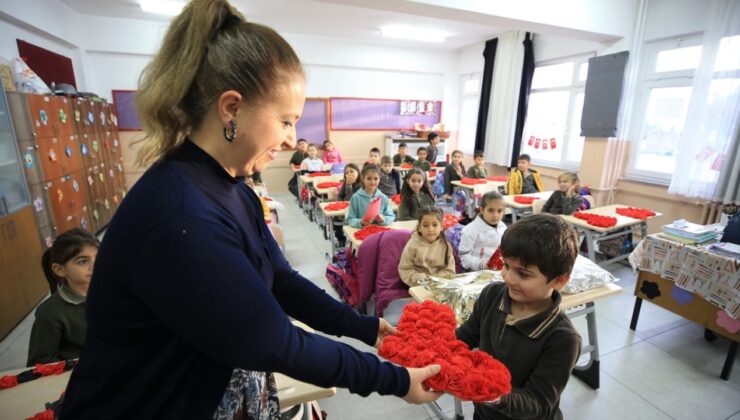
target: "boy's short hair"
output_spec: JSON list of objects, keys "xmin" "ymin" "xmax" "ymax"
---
[
  {"xmin": 500, "ymin": 214, "xmax": 579, "ymax": 281},
  {"xmin": 369, "ymin": 147, "xmax": 381, "ymax": 155},
  {"xmin": 427, "ymin": 132, "xmax": 439, "ymax": 142},
  {"xmin": 307, "ymin": 144, "xmax": 317, "ymax": 150},
  {"xmin": 398, "ymin": 142, "xmax": 408, "ymax": 149},
  {"xmin": 380, "ymin": 155, "xmax": 392, "ymax": 164},
  {"xmin": 518, "ymin": 154, "xmax": 531, "ymax": 162},
  {"xmin": 297, "ymin": 138, "xmax": 307, "ymax": 144},
  {"xmin": 417, "ymin": 147, "xmax": 427, "ymax": 154},
  {"xmin": 474, "ymin": 150, "xmax": 485, "ymax": 159}
]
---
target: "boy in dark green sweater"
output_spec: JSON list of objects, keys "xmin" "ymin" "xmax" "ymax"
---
[
  {"xmin": 288, "ymin": 138, "xmax": 309, "ymax": 198},
  {"xmin": 456, "ymin": 214, "xmax": 581, "ymax": 420}
]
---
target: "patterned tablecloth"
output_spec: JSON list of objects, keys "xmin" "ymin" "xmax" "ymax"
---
[{"xmin": 630, "ymin": 234, "xmax": 740, "ymax": 320}]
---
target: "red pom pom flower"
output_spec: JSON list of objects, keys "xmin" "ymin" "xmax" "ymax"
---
[
  {"xmin": 324, "ymin": 201, "xmax": 350, "ymax": 211},
  {"xmin": 574, "ymin": 212, "xmax": 617, "ymax": 227},
  {"xmin": 379, "ymin": 301, "xmax": 511, "ymax": 402},
  {"xmin": 615, "ymin": 207, "xmax": 656, "ymax": 220},
  {"xmin": 513, "ymin": 196, "xmax": 538, "ymax": 204},
  {"xmin": 460, "ymin": 178, "xmax": 487, "ymax": 185}
]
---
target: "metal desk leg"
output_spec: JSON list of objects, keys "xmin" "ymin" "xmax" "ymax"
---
[
  {"xmin": 511, "ymin": 208, "xmax": 518, "ymax": 223},
  {"xmin": 425, "ymin": 401, "xmax": 455, "ymax": 420},
  {"xmin": 721, "ymin": 341, "xmax": 738, "ymax": 380},
  {"xmin": 454, "ymin": 398, "xmax": 464, "ymax": 420},
  {"xmin": 327, "ymin": 215, "xmax": 336, "ymax": 257},
  {"xmin": 570, "ymin": 302, "xmax": 601, "ymax": 389},
  {"xmin": 629, "ymin": 297, "xmax": 643, "ymax": 331},
  {"xmin": 583, "ymin": 229, "xmax": 596, "ymax": 262}
]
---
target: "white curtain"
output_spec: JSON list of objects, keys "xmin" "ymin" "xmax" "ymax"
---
[
  {"xmin": 668, "ymin": 0, "xmax": 740, "ymax": 200},
  {"xmin": 484, "ymin": 31, "xmax": 526, "ymax": 166}
]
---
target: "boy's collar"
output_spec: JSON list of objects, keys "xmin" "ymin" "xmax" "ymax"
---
[{"xmin": 498, "ymin": 287, "xmax": 562, "ymax": 339}]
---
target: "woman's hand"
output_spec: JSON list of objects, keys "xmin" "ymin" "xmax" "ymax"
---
[
  {"xmin": 403, "ymin": 365, "xmax": 443, "ymax": 404},
  {"xmin": 566, "ymin": 185, "xmax": 577, "ymax": 197},
  {"xmin": 374, "ymin": 318, "xmax": 397, "ymax": 348}
]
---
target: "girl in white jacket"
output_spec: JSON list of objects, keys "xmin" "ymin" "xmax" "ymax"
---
[{"xmin": 459, "ymin": 191, "xmax": 507, "ymax": 270}]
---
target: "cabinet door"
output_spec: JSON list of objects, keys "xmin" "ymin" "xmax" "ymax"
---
[
  {"xmin": 26, "ymin": 95, "xmax": 55, "ymax": 139},
  {"xmin": 36, "ymin": 136, "xmax": 65, "ymax": 181},
  {"xmin": 52, "ymin": 97, "xmax": 74, "ymax": 137},
  {"xmin": 80, "ymin": 100, "xmax": 95, "ymax": 134},
  {"xmin": 17, "ymin": 140, "xmax": 43, "ymax": 186},
  {"xmin": 61, "ymin": 134, "xmax": 83, "ymax": 173},
  {"xmin": 28, "ymin": 182, "xmax": 53, "ymax": 230},
  {"xmin": 0, "ymin": 132, "xmax": 29, "ymax": 216}
]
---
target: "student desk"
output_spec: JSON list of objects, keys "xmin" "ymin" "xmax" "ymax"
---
[
  {"xmin": 560, "ymin": 204, "xmax": 662, "ymax": 267},
  {"xmin": 0, "ymin": 326, "xmax": 335, "ymax": 420},
  {"xmin": 451, "ymin": 180, "xmax": 507, "ymax": 218},
  {"xmin": 395, "ymin": 165, "xmax": 444, "ymax": 179},
  {"xmin": 320, "ymin": 202, "xmax": 349, "ymax": 256},
  {"xmin": 343, "ymin": 220, "xmax": 417, "ymax": 249},
  {"xmin": 503, "ymin": 191, "xmax": 554, "ymax": 222},
  {"xmin": 300, "ymin": 174, "xmax": 341, "ymax": 221},
  {"xmin": 409, "ymin": 282, "xmax": 622, "ymax": 420}
]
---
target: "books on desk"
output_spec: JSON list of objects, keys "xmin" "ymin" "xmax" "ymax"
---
[
  {"xmin": 661, "ymin": 220, "xmax": 721, "ymax": 244},
  {"xmin": 708, "ymin": 242, "xmax": 740, "ymax": 259}
]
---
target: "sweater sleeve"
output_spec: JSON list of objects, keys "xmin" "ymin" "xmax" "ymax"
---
[
  {"xmin": 541, "ymin": 193, "xmax": 556, "ymax": 214},
  {"xmin": 398, "ymin": 199, "xmax": 412, "ymax": 221},
  {"xmin": 380, "ymin": 196, "xmax": 395, "ymax": 225},
  {"xmin": 458, "ymin": 228, "xmax": 484, "ymax": 271},
  {"xmin": 485, "ymin": 331, "xmax": 581, "ymax": 419},
  {"xmin": 27, "ymin": 305, "xmax": 62, "ymax": 366},
  {"xmin": 561, "ymin": 195, "xmax": 584, "ymax": 215},
  {"xmin": 347, "ymin": 195, "xmax": 364, "ymax": 227},
  {"xmin": 131, "ymin": 218, "xmax": 409, "ymax": 398},
  {"xmin": 443, "ymin": 242, "xmax": 456, "ymax": 276},
  {"xmin": 397, "ymin": 241, "xmax": 426, "ymax": 286}
]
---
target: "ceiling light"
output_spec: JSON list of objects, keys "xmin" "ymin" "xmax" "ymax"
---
[
  {"xmin": 380, "ymin": 25, "xmax": 448, "ymax": 43},
  {"xmin": 140, "ymin": 0, "xmax": 185, "ymax": 16}
]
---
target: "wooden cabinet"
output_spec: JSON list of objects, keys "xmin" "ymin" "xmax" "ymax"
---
[{"xmin": 0, "ymin": 206, "xmax": 48, "ymax": 338}]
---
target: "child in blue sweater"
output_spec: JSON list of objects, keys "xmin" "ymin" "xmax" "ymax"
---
[{"xmin": 348, "ymin": 164, "xmax": 396, "ymax": 228}]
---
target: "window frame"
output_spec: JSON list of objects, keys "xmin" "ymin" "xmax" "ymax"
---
[
  {"xmin": 625, "ymin": 34, "xmax": 703, "ymax": 185},
  {"xmin": 524, "ymin": 53, "xmax": 594, "ymax": 171}
]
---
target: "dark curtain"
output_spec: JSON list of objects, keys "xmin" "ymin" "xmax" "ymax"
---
[
  {"xmin": 510, "ymin": 33, "xmax": 535, "ymax": 168},
  {"xmin": 17, "ymin": 40, "xmax": 77, "ymax": 89},
  {"xmin": 474, "ymin": 38, "xmax": 498, "ymax": 153}
]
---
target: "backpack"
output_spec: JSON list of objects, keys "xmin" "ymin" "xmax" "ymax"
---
[
  {"xmin": 432, "ymin": 172, "xmax": 445, "ymax": 196},
  {"xmin": 325, "ymin": 247, "xmax": 361, "ymax": 307}
]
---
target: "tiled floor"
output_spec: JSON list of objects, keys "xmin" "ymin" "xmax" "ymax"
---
[{"xmin": 2, "ymin": 192, "xmax": 739, "ymax": 419}]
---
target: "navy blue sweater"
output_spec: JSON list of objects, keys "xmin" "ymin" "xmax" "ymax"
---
[{"xmin": 60, "ymin": 140, "xmax": 409, "ymax": 419}]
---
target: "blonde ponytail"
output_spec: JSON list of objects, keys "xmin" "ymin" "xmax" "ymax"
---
[{"xmin": 135, "ymin": 0, "xmax": 303, "ymax": 166}]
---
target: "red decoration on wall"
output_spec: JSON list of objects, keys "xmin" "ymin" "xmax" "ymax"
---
[
  {"xmin": 550, "ymin": 138, "xmax": 557, "ymax": 149},
  {"xmin": 379, "ymin": 301, "xmax": 512, "ymax": 402},
  {"xmin": 17, "ymin": 40, "xmax": 76, "ymax": 88},
  {"xmin": 534, "ymin": 138, "xmax": 541, "ymax": 149},
  {"xmin": 527, "ymin": 136, "xmax": 535, "ymax": 146}
]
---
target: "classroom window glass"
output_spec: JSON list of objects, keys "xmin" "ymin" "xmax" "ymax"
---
[
  {"xmin": 522, "ymin": 55, "xmax": 590, "ymax": 168},
  {"xmin": 457, "ymin": 72, "xmax": 483, "ymax": 154},
  {"xmin": 654, "ymin": 45, "xmax": 702, "ymax": 73},
  {"xmin": 714, "ymin": 35, "xmax": 740, "ymax": 71}
]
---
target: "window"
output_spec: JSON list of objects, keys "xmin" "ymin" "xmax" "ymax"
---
[
  {"xmin": 628, "ymin": 34, "xmax": 740, "ymax": 182},
  {"xmin": 521, "ymin": 55, "xmax": 591, "ymax": 168},
  {"xmin": 457, "ymin": 72, "xmax": 483, "ymax": 154}
]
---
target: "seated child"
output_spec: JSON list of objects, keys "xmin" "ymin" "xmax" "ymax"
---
[
  {"xmin": 467, "ymin": 150, "xmax": 488, "ymax": 179},
  {"xmin": 426, "ymin": 132, "xmax": 441, "ymax": 164},
  {"xmin": 337, "ymin": 163, "xmax": 362, "ymax": 201},
  {"xmin": 379, "ymin": 155, "xmax": 401, "ymax": 197},
  {"xmin": 365, "ymin": 147, "xmax": 381, "ymax": 166},
  {"xmin": 398, "ymin": 168, "xmax": 435, "ymax": 221},
  {"xmin": 287, "ymin": 138, "xmax": 309, "ymax": 197},
  {"xmin": 322, "ymin": 140, "xmax": 343, "ymax": 164},
  {"xmin": 542, "ymin": 171, "xmax": 584, "ymax": 215},
  {"xmin": 244, "ymin": 176, "xmax": 271, "ymax": 224},
  {"xmin": 459, "ymin": 191, "xmax": 507, "ymax": 271},
  {"xmin": 347, "ymin": 164, "xmax": 395, "ymax": 227},
  {"xmin": 28, "ymin": 228, "xmax": 100, "ymax": 366},
  {"xmin": 507, "ymin": 154, "xmax": 544, "ymax": 194},
  {"xmin": 393, "ymin": 142, "xmax": 415, "ymax": 166},
  {"xmin": 443, "ymin": 150, "xmax": 465, "ymax": 196},
  {"xmin": 413, "ymin": 147, "xmax": 432, "ymax": 172},
  {"xmin": 398, "ymin": 206, "xmax": 456, "ymax": 286},
  {"xmin": 300, "ymin": 144, "xmax": 324, "ymax": 172},
  {"xmin": 456, "ymin": 214, "xmax": 582, "ymax": 420}
]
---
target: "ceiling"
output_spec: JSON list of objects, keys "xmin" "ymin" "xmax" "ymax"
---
[{"xmin": 57, "ymin": 0, "xmax": 509, "ymax": 50}]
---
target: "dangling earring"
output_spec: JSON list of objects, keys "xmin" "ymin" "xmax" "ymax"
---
[{"xmin": 223, "ymin": 120, "xmax": 237, "ymax": 142}]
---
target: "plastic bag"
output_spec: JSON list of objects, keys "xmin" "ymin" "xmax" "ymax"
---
[
  {"xmin": 561, "ymin": 255, "xmax": 618, "ymax": 294},
  {"xmin": 12, "ymin": 58, "xmax": 50, "ymax": 94}
]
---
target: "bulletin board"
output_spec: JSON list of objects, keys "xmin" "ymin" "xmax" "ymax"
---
[
  {"xmin": 296, "ymin": 98, "xmax": 329, "ymax": 144},
  {"xmin": 111, "ymin": 90, "xmax": 141, "ymax": 131},
  {"xmin": 330, "ymin": 97, "xmax": 442, "ymax": 131}
]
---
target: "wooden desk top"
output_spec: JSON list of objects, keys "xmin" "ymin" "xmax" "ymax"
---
[
  {"xmin": 451, "ymin": 180, "xmax": 506, "ymax": 195},
  {"xmin": 560, "ymin": 204, "xmax": 663, "ymax": 233},
  {"xmin": 343, "ymin": 220, "xmax": 417, "ymax": 248},
  {"xmin": 503, "ymin": 191, "xmax": 554, "ymax": 209},
  {"xmin": 409, "ymin": 282, "xmax": 622, "ymax": 312},
  {"xmin": 320, "ymin": 201, "xmax": 349, "ymax": 217},
  {"xmin": 299, "ymin": 174, "xmax": 342, "ymax": 184}
]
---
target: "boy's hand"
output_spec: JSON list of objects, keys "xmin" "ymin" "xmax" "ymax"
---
[
  {"xmin": 403, "ymin": 365, "xmax": 443, "ymax": 404},
  {"xmin": 374, "ymin": 318, "xmax": 397, "ymax": 348}
]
